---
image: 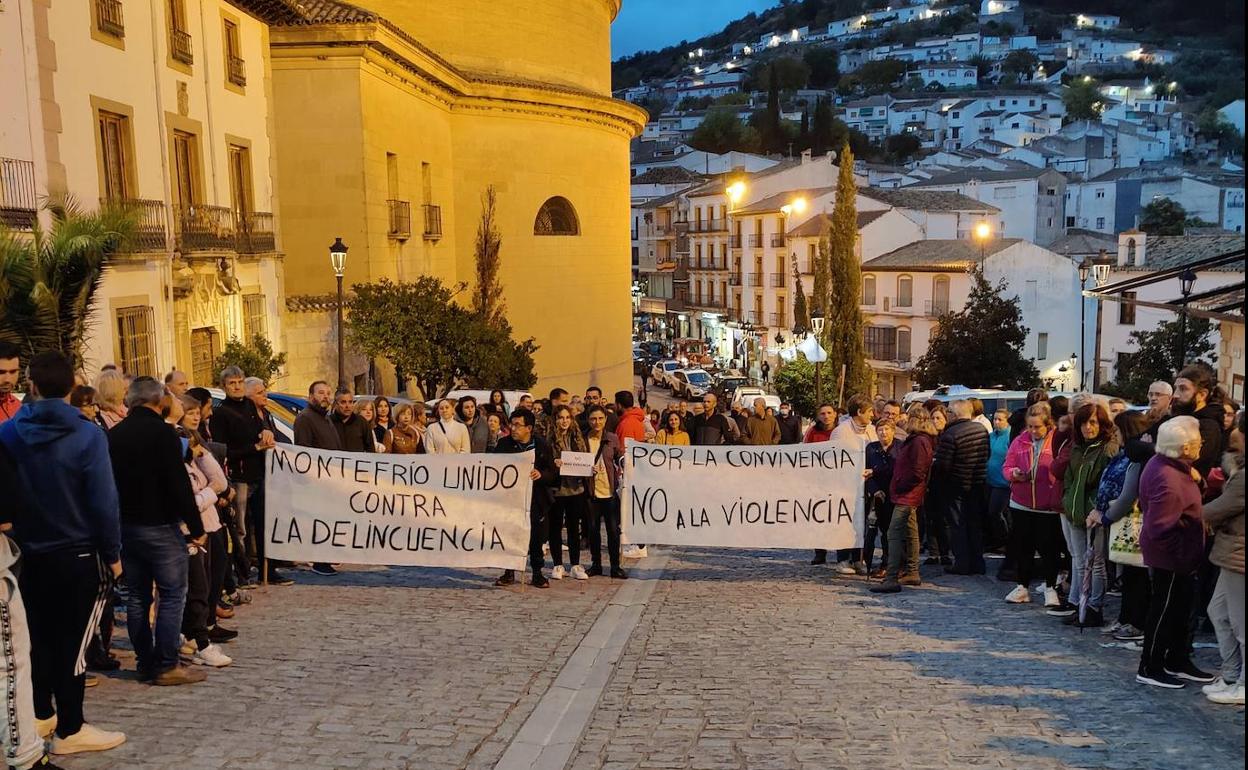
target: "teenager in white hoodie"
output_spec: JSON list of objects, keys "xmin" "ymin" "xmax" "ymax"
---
[{"xmin": 425, "ymin": 399, "xmax": 470, "ymax": 454}]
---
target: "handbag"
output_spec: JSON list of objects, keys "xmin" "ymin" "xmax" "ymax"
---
[{"xmin": 1108, "ymin": 502, "xmax": 1145, "ymax": 567}]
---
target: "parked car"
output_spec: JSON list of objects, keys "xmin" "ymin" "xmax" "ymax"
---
[
  {"xmin": 650, "ymin": 359, "xmax": 681, "ymax": 388},
  {"xmin": 671, "ymin": 368, "xmax": 714, "ymax": 399},
  {"xmin": 731, "ymin": 386, "xmax": 781, "ymax": 412},
  {"xmin": 713, "ymin": 374, "xmax": 749, "ymax": 404},
  {"xmin": 901, "ymin": 384, "xmax": 1076, "ymax": 416}
]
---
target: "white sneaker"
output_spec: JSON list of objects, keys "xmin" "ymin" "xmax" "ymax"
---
[
  {"xmin": 192, "ymin": 644, "xmax": 233, "ymax": 668},
  {"xmin": 1044, "ymin": 587, "xmax": 1061, "ymax": 608},
  {"xmin": 622, "ymin": 545, "xmax": 648, "ymax": 559},
  {"xmin": 834, "ymin": 562, "xmax": 856, "ymax": 575},
  {"xmin": 49, "ymin": 723, "xmax": 127, "ymax": 755},
  {"xmin": 1208, "ymin": 683, "xmax": 1245, "ymax": 705},
  {"xmin": 570, "ymin": 564, "xmax": 589, "ymax": 580},
  {"xmin": 550, "ymin": 565, "xmax": 566, "ymax": 580},
  {"xmin": 1202, "ymin": 677, "xmax": 1234, "ymax": 695},
  {"xmin": 1101, "ymin": 621, "xmax": 1125, "ymax": 636},
  {"xmin": 1005, "ymin": 585, "xmax": 1031, "ymax": 604},
  {"xmin": 36, "ymin": 715, "xmax": 57, "ymax": 739}
]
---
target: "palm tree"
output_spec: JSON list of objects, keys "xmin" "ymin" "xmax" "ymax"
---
[{"xmin": 0, "ymin": 197, "xmax": 137, "ymax": 372}]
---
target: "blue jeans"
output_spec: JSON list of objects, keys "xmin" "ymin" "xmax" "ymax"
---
[
  {"xmin": 122, "ymin": 524, "xmax": 189, "ymax": 673},
  {"xmin": 1061, "ymin": 518, "xmax": 1106, "ymax": 611}
]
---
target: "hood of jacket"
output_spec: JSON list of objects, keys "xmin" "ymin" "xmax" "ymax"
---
[{"xmin": 6, "ymin": 398, "xmax": 85, "ymax": 446}]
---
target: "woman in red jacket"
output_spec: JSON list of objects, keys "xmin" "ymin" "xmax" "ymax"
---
[
  {"xmin": 871, "ymin": 405, "xmax": 938, "ymax": 594},
  {"xmin": 1001, "ymin": 402, "xmax": 1064, "ymax": 609}
]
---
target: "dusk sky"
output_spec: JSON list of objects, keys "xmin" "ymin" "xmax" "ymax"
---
[{"xmin": 612, "ymin": 0, "xmax": 776, "ymax": 59}]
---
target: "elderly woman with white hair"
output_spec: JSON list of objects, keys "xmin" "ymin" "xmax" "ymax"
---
[{"xmin": 1135, "ymin": 415, "xmax": 1213, "ymax": 689}]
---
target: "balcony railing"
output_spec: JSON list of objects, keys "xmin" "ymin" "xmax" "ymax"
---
[
  {"xmin": 689, "ymin": 297, "xmax": 727, "ymax": 310},
  {"xmin": 747, "ymin": 234, "xmax": 764, "ymax": 248},
  {"xmin": 704, "ymin": 261, "xmax": 729, "ymax": 272},
  {"xmin": 729, "ymin": 275, "xmax": 742, "ymax": 286},
  {"xmin": 728, "ymin": 234, "xmax": 742, "ymax": 249},
  {"xmin": 177, "ymin": 204, "xmax": 234, "ymax": 251},
  {"xmin": 387, "ymin": 199, "xmax": 411, "ymax": 240},
  {"xmin": 1, "ymin": 158, "xmax": 38, "ymax": 230},
  {"xmin": 770, "ymin": 234, "xmax": 786, "ymax": 247},
  {"xmin": 743, "ymin": 311, "xmax": 763, "ymax": 325},
  {"xmin": 769, "ymin": 273, "xmax": 786, "ymax": 288},
  {"xmin": 925, "ymin": 299, "xmax": 951, "ymax": 316},
  {"xmin": 228, "ymin": 55, "xmax": 247, "ymax": 87},
  {"xmin": 769, "ymin": 313, "xmax": 785, "ymax": 327},
  {"xmin": 746, "ymin": 272, "xmax": 764, "ymax": 287},
  {"xmin": 235, "ymin": 210, "xmax": 275, "ymax": 253},
  {"xmin": 692, "ymin": 219, "xmax": 728, "ymax": 233},
  {"xmin": 888, "ymin": 296, "xmax": 914, "ymax": 311},
  {"xmin": 100, "ymin": 198, "xmax": 168, "ymax": 251},
  {"xmin": 96, "ymin": 0, "xmax": 125, "ymax": 38},
  {"xmin": 170, "ymin": 28, "xmax": 194, "ymax": 65},
  {"xmin": 423, "ymin": 203, "xmax": 442, "ymax": 239}
]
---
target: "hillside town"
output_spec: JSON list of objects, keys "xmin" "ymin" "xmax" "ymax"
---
[{"xmin": 625, "ymin": 0, "xmax": 1245, "ymax": 402}]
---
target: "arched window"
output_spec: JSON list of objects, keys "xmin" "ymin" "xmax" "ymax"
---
[
  {"xmin": 534, "ymin": 197, "xmax": 580, "ymax": 235},
  {"xmin": 932, "ymin": 275, "xmax": 950, "ymax": 314},
  {"xmin": 862, "ymin": 274, "xmax": 877, "ymax": 306},
  {"xmin": 897, "ymin": 275, "xmax": 913, "ymax": 308},
  {"xmin": 1125, "ymin": 237, "xmax": 1136, "ymax": 263}
]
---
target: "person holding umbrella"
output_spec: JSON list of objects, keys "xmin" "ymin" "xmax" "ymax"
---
[{"xmin": 1059, "ymin": 402, "xmax": 1118, "ymax": 630}]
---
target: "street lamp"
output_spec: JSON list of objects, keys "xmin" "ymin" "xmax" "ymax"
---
[
  {"xmin": 726, "ymin": 180, "xmax": 747, "ymax": 206},
  {"xmin": 1077, "ymin": 256, "xmax": 1093, "ymax": 391},
  {"xmin": 1090, "ymin": 249, "xmax": 1114, "ymax": 390},
  {"xmin": 1176, "ymin": 267, "xmax": 1197, "ymax": 370},
  {"xmin": 329, "ymin": 237, "xmax": 348, "ymax": 388},
  {"xmin": 810, "ymin": 306, "xmax": 825, "ymax": 405},
  {"xmin": 973, "ymin": 221, "xmax": 991, "ymax": 260}
]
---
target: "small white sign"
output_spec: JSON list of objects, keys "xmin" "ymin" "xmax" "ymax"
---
[{"xmin": 559, "ymin": 451, "xmax": 595, "ymax": 477}]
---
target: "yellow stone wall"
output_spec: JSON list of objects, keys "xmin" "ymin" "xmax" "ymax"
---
[{"xmin": 272, "ymin": 3, "xmax": 645, "ymax": 396}]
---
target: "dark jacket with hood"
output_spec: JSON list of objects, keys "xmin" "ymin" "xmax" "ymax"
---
[
  {"xmin": 333, "ymin": 411, "xmax": 375, "ymax": 453},
  {"xmin": 294, "ymin": 403, "xmax": 342, "ymax": 450},
  {"xmin": 109, "ymin": 406, "xmax": 203, "ymax": 537},
  {"xmin": 0, "ymin": 399, "xmax": 122, "ymax": 562}
]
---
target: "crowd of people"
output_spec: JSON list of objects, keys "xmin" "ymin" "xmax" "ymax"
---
[{"xmin": 0, "ymin": 337, "xmax": 1243, "ymax": 767}]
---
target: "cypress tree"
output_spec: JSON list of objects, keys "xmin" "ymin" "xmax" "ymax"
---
[
  {"xmin": 823, "ymin": 142, "xmax": 872, "ymax": 398},
  {"xmin": 791, "ymin": 253, "xmax": 810, "ymax": 333},
  {"xmin": 765, "ymin": 64, "xmax": 782, "ymax": 153}
]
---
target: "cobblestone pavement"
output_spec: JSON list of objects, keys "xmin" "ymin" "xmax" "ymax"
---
[{"xmin": 58, "ymin": 551, "xmax": 1243, "ymax": 770}]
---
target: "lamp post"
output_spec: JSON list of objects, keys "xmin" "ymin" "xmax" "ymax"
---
[
  {"xmin": 973, "ymin": 221, "xmax": 991, "ymax": 261},
  {"xmin": 329, "ymin": 237, "xmax": 348, "ymax": 388},
  {"xmin": 810, "ymin": 307, "xmax": 825, "ymax": 405},
  {"xmin": 1077, "ymin": 256, "xmax": 1092, "ymax": 391},
  {"xmin": 1176, "ymin": 267, "xmax": 1197, "ymax": 370},
  {"xmin": 1090, "ymin": 250, "xmax": 1113, "ymax": 391}
]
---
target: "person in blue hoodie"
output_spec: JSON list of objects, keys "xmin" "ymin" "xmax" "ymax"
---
[
  {"xmin": 986, "ymin": 409, "xmax": 1014, "ymax": 572},
  {"xmin": 0, "ymin": 352, "xmax": 126, "ymax": 757}
]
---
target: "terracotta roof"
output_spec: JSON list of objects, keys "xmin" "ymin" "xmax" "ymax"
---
[
  {"xmin": 1118, "ymin": 234, "xmax": 1246, "ymax": 273},
  {"xmin": 858, "ymin": 186, "xmax": 1000, "ymax": 212},
  {"xmin": 286, "ymin": 294, "xmax": 344, "ymax": 312},
  {"xmin": 786, "ymin": 209, "xmax": 888, "ymax": 238},
  {"xmin": 862, "ymin": 239, "xmax": 1021, "ymax": 271}
]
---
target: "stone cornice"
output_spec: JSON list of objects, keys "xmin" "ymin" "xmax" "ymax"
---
[{"xmin": 269, "ymin": 21, "xmax": 647, "ymax": 137}]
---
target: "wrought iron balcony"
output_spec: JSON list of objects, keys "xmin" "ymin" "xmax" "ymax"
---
[
  {"xmin": 728, "ymin": 234, "xmax": 742, "ymax": 249},
  {"xmin": 746, "ymin": 272, "xmax": 764, "ymax": 287},
  {"xmin": 170, "ymin": 28, "xmax": 193, "ymax": 65},
  {"xmin": 387, "ymin": 199, "xmax": 411, "ymax": 240},
  {"xmin": 925, "ymin": 298, "xmax": 951, "ymax": 316},
  {"xmin": 96, "ymin": 0, "xmax": 125, "ymax": 38},
  {"xmin": 770, "ymin": 234, "xmax": 786, "ymax": 247},
  {"xmin": 177, "ymin": 205, "xmax": 234, "ymax": 251},
  {"xmin": 101, "ymin": 198, "xmax": 168, "ymax": 252},
  {"xmin": 228, "ymin": 55, "xmax": 246, "ymax": 87},
  {"xmin": 1, "ymin": 158, "xmax": 37, "ymax": 230},
  {"xmin": 235, "ymin": 210, "xmax": 275, "ymax": 253},
  {"xmin": 423, "ymin": 203, "xmax": 442, "ymax": 240},
  {"xmin": 770, "ymin": 273, "xmax": 786, "ymax": 288}
]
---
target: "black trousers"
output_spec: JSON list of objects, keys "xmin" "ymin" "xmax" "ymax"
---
[
  {"xmin": 1141, "ymin": 567, "xmax": 1195, "ymax": 674},
  {"xmin": 864, "ymin": 498, "xmax": 894, "ymax": 571},
  {"xmin": 948, "ymin": 491, "xmax": 986, "ymax": 574},
  {"xmin": 549, "ymin": 495, "xmax": 588, "ymax": 567},
  {"xmin": 923, "ymin": 500, "xmax": 950, "ymax": 559},
  {"xmin": 1009, "ymin": 507, "xmax": 1062, "ymax": 589},
  {"xmin": 588, "ymin": 496, "xmax": 622, "ymax": 570},
  {"xmin": 19, "ymin": 549, "xmax": 111, "ymax": 738},
  {"xmin": 183, "ymin": 546, "xmax": 211, "ymax": 649},
  {"xmin": 208, "ymin": 529, "xmax": 228, "ymax": 609},
  {"xmin": 1118, "ymin": 565, "xmax": 1151, "ymax": 629},
  {"xmin": 527, "ymin": 504, "xmax": 547, "ymax": 576}
]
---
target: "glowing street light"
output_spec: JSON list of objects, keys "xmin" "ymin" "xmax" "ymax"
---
[{"xmin": 726, "ymin": 180, "xmax": 747, "ymax": 206}]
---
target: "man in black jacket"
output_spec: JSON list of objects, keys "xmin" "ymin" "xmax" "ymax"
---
[
  {"xmin": 110, "ymin": 377, "xmax": 207, "ymax": 685},
  {"xmin": 490, "ymin": 408, "xmax": 557, "ymax": 588},
  {"xmin": 331, "ymin": 388, "xmax": 375, "ymax": 452},
  {"xmin": 932, "ymin": 399, "xmax": 990, "ymax": 576},
  {"xmin": 294, "ymin": 381, "xmax": 343, "ymax": 577},
  {"xmin": 689, "ymin": 394, "xmax": 739, "ymax": 446},
  {"xmin": 209, "ymin": 366, "xmax": 290, "ymax": 586},
  {"xmin": 777, "ymin": 402, "xmax": 803, "ymax": 444}
]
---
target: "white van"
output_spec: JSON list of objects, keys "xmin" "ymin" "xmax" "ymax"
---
[{"xmin": 732, "ymin": 387, "xmax": 781, "ymax": 412}]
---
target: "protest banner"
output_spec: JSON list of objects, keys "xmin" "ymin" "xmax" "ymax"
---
[
  {"xmin": 622, "ymin": 439, "xmax": 864, "ymax": 550},
  {"xmin": 265, "ymin": 445, "xmax": 533, "ymax": 570}
]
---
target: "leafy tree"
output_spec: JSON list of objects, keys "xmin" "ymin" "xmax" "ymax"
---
[
  {"xmin": 804, "ymin": 46, "xmax": 840, "ymax": 88},
  {"xmin": 823, "ymin": 143, "xmax": 872, "ymax": 399},
  {"xmin": 636, "ymin": 95, "xmax": 668, "ymax": 121},
  {"xmin": 774, "ymin": 357, "xmax": 819, "ymax": 418},
  {"xmin": 214, "ymin": 334, "xmax": 287, "ymax": 386},
  {"xmin": 1102, "ymin": 316, "xmax": 1217, "ymax": 402},
  {"xmin": 912, "ymin": 267, "xmax": 1039, "ymax": 390},
  {"xmin": 840, "ymin": 58, "xmax": 908, "ymax": 94},
  {"xmin": 1064, "ymin": 77, "xmax": 1104, "ymax": 122},
  {"xmin": 1140, "ymin": 198, "xmax": 1188, "ymax": 235},
  {"xmin": 347, "ymin": 277, "xmax": 538, "ymax": 400},
  {"xmin": 1001, "ymin": 50, "xmax": 1040, "ymax": 78},
  {"xmin": 689, "ymin": 108, "xmax": 761, "ymax": 153},
  {"xmin": 885, "ymin": 132, "xmax": 922, "ymax": 162},
  {"xmin": 968, "ymin": 54, "xmax": 992, "ymax": 79},
  {"xmin": 0, "ymin": 198, "xmax": 136, "ymax": 372},
  {"xmin": 748, "ymin": 56, "xmax": 811, "ymax": 92},
  {"xmin": 472, "ymin": 186, "xmax": 506, "ymax": 327}
]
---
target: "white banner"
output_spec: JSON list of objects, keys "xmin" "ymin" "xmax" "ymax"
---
[
  {"xmin": 265, "ymin": 445, "xmax": 532, "ymax": 570},
  {"xmin": 622, "ymin": 439, "xmax": 864, "ymax": 550}
]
